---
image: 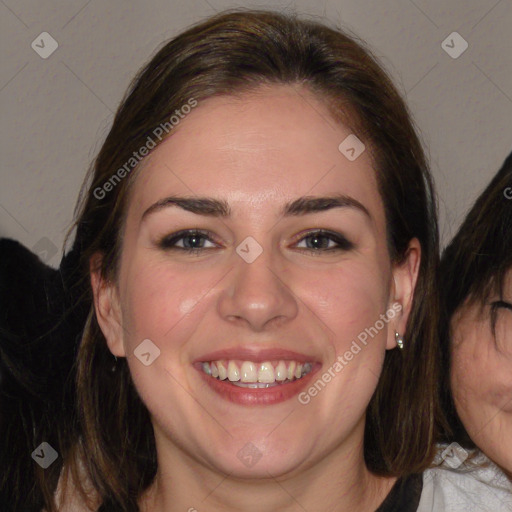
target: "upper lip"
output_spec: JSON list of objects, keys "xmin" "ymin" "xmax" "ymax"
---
[{"xmin": 194, "ymin": 347, "xmax": 319, "ymax": 364}]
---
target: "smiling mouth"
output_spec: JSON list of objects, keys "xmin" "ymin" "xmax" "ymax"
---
[{"xmin": 200, "ymin": 359, "xmax": 314, "ymax": 388}]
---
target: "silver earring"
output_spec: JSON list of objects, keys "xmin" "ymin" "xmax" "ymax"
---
[
  {"xmin": 111, "ymin": 355, "xmax": 118, "ymax": 372},
  {"xmin": 395, "ymin": 332, "xmax": 404, "ymax": 350}
]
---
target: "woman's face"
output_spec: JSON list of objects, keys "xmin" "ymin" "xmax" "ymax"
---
[
  {"xmin": 93, "ymin": 85, "xmax": 418, "ymax": 478},
  {"xmin": 451, "ymin": 270, "xmax": 512, "ymax": 476}
]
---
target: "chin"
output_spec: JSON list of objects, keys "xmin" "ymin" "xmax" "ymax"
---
[
  {"xmin": 208, "ymin": 449, "xmax": 308, "ymax": 480},
  {"xmin": 197, "ymin": 430, "xmax": 315, "ymax": 479}
]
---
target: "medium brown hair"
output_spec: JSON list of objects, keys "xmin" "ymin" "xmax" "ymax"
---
[{"xmin": 32, "ymin": 9, "xmax": 442, "ymax": 511}]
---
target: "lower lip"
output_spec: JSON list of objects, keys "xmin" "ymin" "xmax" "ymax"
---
[{"xmin": 195, "ymin": 365, "xmax": 320, "ymax": 405}]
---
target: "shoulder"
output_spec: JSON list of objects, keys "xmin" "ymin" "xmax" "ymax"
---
[{"xmin": 417, "ymin": 449, "xmax": 512, "ymax": 512}]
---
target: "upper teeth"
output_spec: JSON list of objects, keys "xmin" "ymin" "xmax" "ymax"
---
[{"xmin": 202, "ymin": 360, "xmax": 313, "ymax": 383}]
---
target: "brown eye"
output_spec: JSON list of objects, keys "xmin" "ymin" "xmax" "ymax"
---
[
  {"xmin": 158, "ymin": 229, "xmax": 218, "ymax": 254},
  {"xmin": 294, "ymin": 230, "xmax": 354, "ymax": 254}
]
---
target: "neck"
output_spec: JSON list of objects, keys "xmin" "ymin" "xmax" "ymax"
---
[{"xmin": 139, "ymin": 422, "xmax": 397, "ymax": 512}]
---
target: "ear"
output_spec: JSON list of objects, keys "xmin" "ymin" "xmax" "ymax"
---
[
  {"xmin": 89, "ymin": 252, "xmax": 126, "ymax": 357},
  {"xmin": 386, "ymin": 238, "xmax": 421, "ymax": 349}
]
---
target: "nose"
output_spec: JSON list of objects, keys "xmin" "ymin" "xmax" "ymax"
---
[{"xmin": 217, "ymin": 247, "xmax": 299, "ymax": 331}]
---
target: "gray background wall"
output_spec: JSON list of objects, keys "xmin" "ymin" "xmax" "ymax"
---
[{"xmin": 1, "ymin": 0, "xmax": 511, "ymax": 268}]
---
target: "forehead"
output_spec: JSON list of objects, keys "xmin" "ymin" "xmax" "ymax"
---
[{"xmin": 127, "ymin": 85, "xmax": 383, "ymax": 222}]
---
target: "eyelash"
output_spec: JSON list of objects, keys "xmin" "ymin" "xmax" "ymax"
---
[
  {"xmin": 157, "ymin": 229, "xmax": 354, "ymax": 255},
  {"xmin": 157, "ymin": 230, "xmax": 216, "ymax": 255}
]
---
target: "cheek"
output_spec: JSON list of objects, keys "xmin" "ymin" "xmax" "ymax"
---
[
  {"xmin": 119, "ymin": 259, "xmax": 213, "ymax": 351},
  {"xmin": 450, "ymin": 345, "xmax": 473, "ymax": 416},
  {"xmin": 482, "ymin": 346, "xmax": 512, "ymax": 411},
  {"xmin": 451, "ymin": 321, "xmax": 488, "ymax": 406},
  {"xmin": 313, "ymin": 260, "xmax": 391, "ymax": 341},
  {"xmin": 304, "ymin": 267, "xmax": 391, "ymax": 424},
  {"xmin": 451, "ymin": 325, "xmax": 512, "ymax": 417},
  {"xmin": 297, "ymin": 260, "xmax": 392, "ymax": 394}
]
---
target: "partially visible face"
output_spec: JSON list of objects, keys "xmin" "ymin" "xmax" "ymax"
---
[
  {"xmin": 95, "ymin": 84, "xmax": 417, "ymax": 479},
  {"xmin": 451, "ymin": 270, "xmax": 512, "ymax": 477}
]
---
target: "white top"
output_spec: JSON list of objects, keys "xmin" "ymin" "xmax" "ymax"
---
[{"xmin": 417, "ymin": 450, "xmax": 512, "ymax": 512}]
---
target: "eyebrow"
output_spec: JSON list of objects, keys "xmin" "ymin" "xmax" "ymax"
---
[{"xmin": 141, "ymin": 194, "xmax": 371, "ymax": 221}]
